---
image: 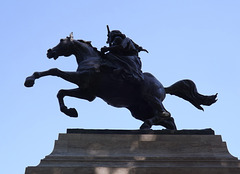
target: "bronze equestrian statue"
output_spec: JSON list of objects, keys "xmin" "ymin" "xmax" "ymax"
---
[{"xmin": 24, "ymin": 27, "xmax": 217, "ymax": 130}]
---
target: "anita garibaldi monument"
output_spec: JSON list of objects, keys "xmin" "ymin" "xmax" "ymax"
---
[{"xmin": 24, "ymin": 26, "xmax": 240, "ymax": 174}]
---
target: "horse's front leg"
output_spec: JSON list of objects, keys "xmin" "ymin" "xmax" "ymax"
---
[
  {"xmin": 57, "ymin": 88, "xmax": 96, "ymax": 117},
  {"xmin": 24, "ymin": 68, "xmax": 79, "ymax": 87}
]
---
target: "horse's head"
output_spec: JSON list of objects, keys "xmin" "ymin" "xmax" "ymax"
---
[
  {"xmin": 47, "ymin": 32, "xmax": 75, "ymax": 60},
  {"xmin": 47, "ymin": 32, "xmax": 100, "ymax": 61}
]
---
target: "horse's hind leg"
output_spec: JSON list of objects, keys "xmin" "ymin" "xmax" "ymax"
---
[
  {"xmin": 24, "ymin": 68, "xmax": 80, "ymax": 87},
  {"xmin": 139, "ymin": 97, "xmax": 176, "ymax": 130},
  {"xmin": 140, "ymin": 114, "xmax": 177, "ymax": 130},
  {"xmin": 57, "ymin": 88, "xmax": 96, "ymax": 117}
]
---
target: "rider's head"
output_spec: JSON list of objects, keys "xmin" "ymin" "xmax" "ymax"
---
[{"xmin": 107, "ymin": 30, "xmax": 126, "ymax": 44}]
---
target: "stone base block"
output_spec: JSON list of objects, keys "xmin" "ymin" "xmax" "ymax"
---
[{"xmin": 25, "ymin": 129, "xmax": 240, "ymax": 174}]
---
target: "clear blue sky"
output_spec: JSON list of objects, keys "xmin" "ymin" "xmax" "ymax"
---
[{"xmin": 1, "ymin": 1, "xmax": 240, "ymax": 173}]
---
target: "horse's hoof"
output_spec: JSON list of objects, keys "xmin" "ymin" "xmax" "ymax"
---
[
  {"xmin": 140, "ymin": 122, "xmax": 152, "ymax": 130},
  {"xmin": 24, "ymin": 77, "xmax": 35, "ymax": 87},
  {"xmin": 67, "ymin": 108, "xmax": 78, "ymax": 118},
  {"xmin": 161, "ymin": 117, "xmax": 177, "ymax": 130}
]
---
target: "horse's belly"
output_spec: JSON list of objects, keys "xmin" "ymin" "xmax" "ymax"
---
[{"xmin": 103, "ymin": 97, "xmax": 135, "ymax": 108}]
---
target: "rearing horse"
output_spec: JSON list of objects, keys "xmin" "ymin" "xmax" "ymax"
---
[{"xmin": 24, "ymin": 33, "xmax": 217, "ymax": 130}]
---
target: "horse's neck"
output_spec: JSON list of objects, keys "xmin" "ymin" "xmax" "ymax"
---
[
  {"xmin": 74, "ymin": 51, "xmax": 100, "ymax": 65},
  {"xmin": 74, "ymin": 41, "xmax": 99, "ymax": 59},
  {"xmin": 73, "ymin": 41, "xmax": 100, "ymax": 64},
  {"xmin": 73, "ymin": 43, "xmax": 95, "ymax": 64}
]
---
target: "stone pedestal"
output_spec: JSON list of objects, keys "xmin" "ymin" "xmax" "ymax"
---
[{"xmin": 25, "ymin": 129, "xmax": 240, "ymax": 174}]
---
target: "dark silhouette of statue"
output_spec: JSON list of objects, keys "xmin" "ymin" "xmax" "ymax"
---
[{"xmin": 24, "ymin": 27, "xmax": 217, "ymax": 130}]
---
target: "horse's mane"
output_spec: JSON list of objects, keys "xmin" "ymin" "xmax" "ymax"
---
[
  {"xmin": 77, "ymin": 39, "xmax": 101, "ymax": 55},
  {"xmin": 78, "ymin": 39, "xmax": 92, "ymax": 46}
]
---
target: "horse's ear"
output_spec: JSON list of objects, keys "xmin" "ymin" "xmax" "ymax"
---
[{"xmin": 69, "ymin": 32, "xmax": 74, "ymax": 41}]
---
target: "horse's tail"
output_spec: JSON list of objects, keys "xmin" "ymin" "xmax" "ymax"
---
[{"xmin": 164, "ymin": 80, "xmax": 218, "ymax": 111}]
